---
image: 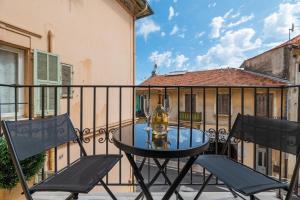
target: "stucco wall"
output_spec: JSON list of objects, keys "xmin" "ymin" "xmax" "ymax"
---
[
  {"xmin": 0, "ymin": 0, "xmax": 135, "ymax": 192},
  {"xmin": 242, "ymin": 48, "xmax": 289, "ymax": 80}
]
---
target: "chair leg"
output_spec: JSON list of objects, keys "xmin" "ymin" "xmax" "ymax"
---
[
  {"xmin": 194, "ymin": 173, "xmax": 213, "ymax": 200},
  {"xmin": 250, "ymin": 195, "xmax": 255, "ymax": 200},
  {"xmin": 227, "ymin": 187, "xmax": 238, "ymax": 198},
  {"xmin": 66, "ymin": 193, "xmax": 78, "ymax": 200},
  {"xmin": 100, "ymin": 179, "xmax": 117, "ymax": 200}
]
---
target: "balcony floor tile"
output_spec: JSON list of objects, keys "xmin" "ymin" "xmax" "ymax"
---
[{"xmin": 33, "ymin": 192, "xmax": 280, "ymax": 200}]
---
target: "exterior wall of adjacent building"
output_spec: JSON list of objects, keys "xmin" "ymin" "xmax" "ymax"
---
[
  {"xmin": 0, "ymin": 0, "xmax": 135, "ymax": 192},
  {"xmin": 241, "ymin": 45, "xmax": 300, "ymax": 180},
  {"xmin": 137, "ymin": 88, "xmax": 290, "ymax": 178},
  {"xmin": 241, "ymin": 47, "xmax": 289, "ymax": 80}
]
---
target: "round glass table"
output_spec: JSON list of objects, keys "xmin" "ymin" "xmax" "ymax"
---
[{"xmin": 112, "ymin": 124, "xmax": 209, "ymax": 200}]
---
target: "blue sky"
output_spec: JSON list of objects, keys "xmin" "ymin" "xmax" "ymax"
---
[{"xmin": 135, "ymin": 0, "xmax": 300, "ymax": 83}]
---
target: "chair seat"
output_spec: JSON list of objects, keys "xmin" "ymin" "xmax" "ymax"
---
[
  {"xmin": 31, "ymin": 155, "xmax": 122, "ymax": 193},
  {"xmin": 196, "ymin": 155, "xmax": 288, "ymax": 195}
]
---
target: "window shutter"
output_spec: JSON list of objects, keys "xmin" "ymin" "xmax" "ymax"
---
[
  {"xmin": 256, "ymin": 94, "xmax": 274, "ymax": 117},
  {"xmin": 33, "ymin": 49, "xmax": 61, "ymax": 116},
  {"xmin": 218, "ymin": 94, "xmax": 230, "ymax": 115},
  {"xmin": 61, "ymin": 64, "xmax": 73, "ymax": 97},
  {"xmin": 185, "ymin": 94, "xmax": 196, "ymax": 113}
]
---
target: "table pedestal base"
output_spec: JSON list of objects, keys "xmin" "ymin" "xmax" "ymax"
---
[{"xmin": 125, "ymin": 153, "xmax": 199, "ymax": 200}]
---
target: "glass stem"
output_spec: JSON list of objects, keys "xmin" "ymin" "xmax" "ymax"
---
[{"xmin": 147, "ymin": 117, "xmax": 150, "ymax": 128}]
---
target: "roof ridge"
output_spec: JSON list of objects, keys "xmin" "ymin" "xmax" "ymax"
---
[
  {"xmin": 242, "ymin": 70, "xmax": 289, "ymax": 84},
  {"xmin": 242, "ymin": 34, "xmax": 300, "ymax": 63}
]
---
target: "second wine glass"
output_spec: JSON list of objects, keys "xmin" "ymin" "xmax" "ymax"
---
[{"xmin": 143, "ymin": 97, "xmax": 151, "ymax": 131}]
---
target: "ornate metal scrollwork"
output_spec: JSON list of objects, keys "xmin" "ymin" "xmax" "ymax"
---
[
  {"xmin": 207, "ymin": 128, "xmax": 240, "ymax": 144},
  {"xmin": 97, "ymin": 128, "xmax": 107, "ymax": 143},
  {"xmin": 97, "ymin": 127, "xmax": 118, "ymax": 143},
  {"xmin": 73, "ymin": 127, "xmax": 118, "ymax": 144},
  {"xmin": 74, "ymin": 128, "xmax": 91, "ymax": 143}
]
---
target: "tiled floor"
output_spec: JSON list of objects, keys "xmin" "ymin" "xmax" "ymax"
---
[{"xmin": 33, "ymin": 192, "xmax": 280, "ymax": 200}]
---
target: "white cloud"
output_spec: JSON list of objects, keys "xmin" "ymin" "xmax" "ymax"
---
[
  {"xmin": 161, "ymin": 32, "xmax": 166, "ymax": 37},
  {"xmin": 209, "ymin": 9, "xmax": 253, "ymax": 39},
  {"xmin": 136, "ymin": 18, "xmax": 160, "ymax": 40},
  {"xmin": 227, "ymin": 14, "xmax": 254, "ymax": 28},
  {"xmin": 149, "ymin": 51, "xmax": 189, "ymax": 69},
  {"xmin": 178, "ymin": 33, "xmax": 185, "ymax": 38},
  {"xmin": 169, "ymin": 6, "xmax": 175, "ymax": 20},
  {"xmin": 174, "ymin": 55, "xmax": 189, "ymax": 68},
  {"xmin": 195, "ymin": 31, "xmax": 205, "ymax": 39},
  {"xmin": 173, "ymin": 0, "xmax": 178, "ymax": 3},
  {"xmin": 208, "ymin": 2, "xmax": 217, "ymax": 8},
  {"xmin": 170, "ymin": 25, "xmax": 179, "ymax": 35},
  {"xmin": 210, "ymin": 16, "xmax": 225, "ymax": 38},
  {"xmin": 197, "ymin": 28, "xmax": 262, "ymax": 68},
  {"xmin": 224, "ymin": 9, "xmax": 234, "ymax": 18},
  {"xmin": 264, "ymin": 2, "xmax": 300, "ymax": 38},
  {"xmin": 149, "ymin": 51, "xmax": 172, "ymax": 68}
]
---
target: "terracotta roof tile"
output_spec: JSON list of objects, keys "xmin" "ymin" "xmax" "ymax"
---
[
  {"xmin": 272, "ymin": 34, "xmax": 300, "ymax": 50},
  {"xmin": 140, "ymin": 68, "xmax": 287, "ymax": 87}
]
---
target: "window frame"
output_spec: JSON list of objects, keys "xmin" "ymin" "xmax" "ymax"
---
[
  {"xmin": 184, "ymin": 93, "xmax": 196, "ymax": 113},
  {"xmin": 256, "ymin": 93, "xmax": 274, "ymax": 117},
  {"xmin": 0, "ymin": 45, "xmax": 24, "ymax": 118},
  {"xmin": 33, "ymin": 49, "xmax": 61, "ymax": 116},
  {"xmin": 215, "ymin": 93, "xmax": 231, "ymax": 116}
]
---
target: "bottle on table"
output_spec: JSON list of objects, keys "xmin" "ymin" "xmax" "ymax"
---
[{"xmin": 151, "ymin": 94, "xmax": 168, "ymax": 135}]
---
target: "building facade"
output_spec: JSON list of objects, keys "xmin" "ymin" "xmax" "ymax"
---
[
  {"xmin": 138, "ymin": 68, "xmax": 288, "ymax": 178},
  {"xmin": 0, "ymin": 0, "xmax": 152, "ymax": 193}
]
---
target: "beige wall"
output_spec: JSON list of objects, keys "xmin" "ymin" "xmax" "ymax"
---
[{"xmin": 0, "ymin": 0, "xmax": 136, "ymax": 193}]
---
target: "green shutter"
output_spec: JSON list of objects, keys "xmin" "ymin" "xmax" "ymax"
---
[
  {"xmin": 61, "ymin": 64, "xmax": 73, "ymax": 97},
  {"xmin": 136, "ymin": 95, "xmax": 141, "ymax": 112},
  {"xmin": 33, "ymin": 49, "xmax": 61, "ymax": 116}
]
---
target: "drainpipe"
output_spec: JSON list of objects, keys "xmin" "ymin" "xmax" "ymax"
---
[{"xmin": 47, "ymin": 30, "xmax": 55, "ymax": 172}]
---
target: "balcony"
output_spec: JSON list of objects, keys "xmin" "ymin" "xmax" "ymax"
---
[
  {"xmin": 0, "ymin": 84, "xmax": 299, "ymax": 200},
  {"xmin": 179, "ymin": 112, "xmax": 202, "ymax": 122}
]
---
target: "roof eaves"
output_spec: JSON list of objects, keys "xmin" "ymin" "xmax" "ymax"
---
[
  {"xmin": 116, "ymin": 0, "xmax": 153, "ymax": 20},
  {"xmin": 242, "ymin": 69, "xmax": 290, "ymax": 84}
]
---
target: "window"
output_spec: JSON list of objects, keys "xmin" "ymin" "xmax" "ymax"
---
[
  {"xmin": 185, "ymin": 94, "xmax": 196, "ymax": 113},
  {"xmin": 217, "ymin": 94, "xmax": 230, "ymax": 115},
  {"xmin": 0, "ymin": 45, "xmax": 24, "ymax": 117},
  {"xmin": 256, "ymin": 93, "xmax": 273, "ymax": 117},
  {"xmin": 33, "ymin": 49, "xmax": 61, "ymax": 115},
  {"xmin": 61, "ymin": 63, "xmax": 73, "ymax": 98}
]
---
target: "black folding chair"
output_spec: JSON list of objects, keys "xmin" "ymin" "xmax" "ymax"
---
[
  {"xmin": 2, "ymin": 113, "xmax": 122, "ymax": 200},
  {"xmin": 195, "ymin": 114, "xmax": 300, "ymax": 200}
]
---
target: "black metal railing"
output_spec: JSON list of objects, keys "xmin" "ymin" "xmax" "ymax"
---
[{"xmin": 0, "ymin": 84, "xmax": 299, "ymax": 196}]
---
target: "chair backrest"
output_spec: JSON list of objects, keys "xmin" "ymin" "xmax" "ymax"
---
[
  {"xmin": 231, "ymin": 114, "xmax": 300, "ymax": 155},
  {"xmin": 2, "ymin": 113, "xmax": 78, "ymax": 161}
]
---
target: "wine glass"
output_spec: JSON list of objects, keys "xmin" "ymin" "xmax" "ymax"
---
[{"xmin": 143, "ymin": 97, "xmax": 151, "ymax": 131}]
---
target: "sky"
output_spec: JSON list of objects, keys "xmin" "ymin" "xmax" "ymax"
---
[{"xmin": 135, "ymin": 0, "xmax": 300, "ymax": 83}]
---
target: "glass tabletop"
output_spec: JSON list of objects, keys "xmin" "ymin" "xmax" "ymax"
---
[{"xmin": 113, "ymin": 123, "xmax": 209, "ymax": 158}]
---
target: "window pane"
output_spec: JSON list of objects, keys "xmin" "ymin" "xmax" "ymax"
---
[
  {"xmin": 49, "ymin": 55, "xmax": 58, "ymax": 81},
  {"xmin": 0, "ymin": 49, "xmax": 18, "ymax": 113},
  {"xmin": 37, "ymin": 52, "xmax": 47, "ymax": 80}
]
